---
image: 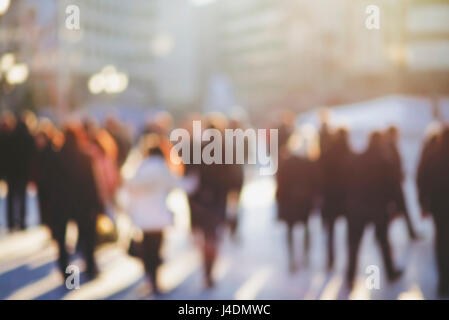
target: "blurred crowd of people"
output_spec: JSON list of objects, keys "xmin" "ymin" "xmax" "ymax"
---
[
  {"xmin": 0, "ymin": 110, "xmax": 132, "ymax": 280},
  {"xmin": 1, "ymin": 108, "xmax": 449, "ymax": 298},
  {"xmin": 0, "ymin": 110, "xmax": 247, "ymax": 294},
  {"xmin": 276, "ymin": 110, "xmax": 449, "ymax": 297}
]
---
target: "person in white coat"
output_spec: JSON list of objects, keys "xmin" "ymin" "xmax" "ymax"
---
[{"xmin": 126, "ymin": 137, "xmax": 196, "ymax": 293}]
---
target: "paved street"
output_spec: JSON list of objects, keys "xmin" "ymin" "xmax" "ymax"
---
[
  {"xmin": 0, "ymin": 98, "xmax": 446, "ymax": 300},
  {"xmin": 0, "ymin": 171, "xmax": 442, "ymax": 300}
]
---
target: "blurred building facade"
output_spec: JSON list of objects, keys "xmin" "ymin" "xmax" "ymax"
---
[
  {"xmin": 1, "ymin": 0, "xmax": 158, "ymax": 113},
  {"xmin": 1, "ymin": 0, "xmax": 448, "ymax": 116},
  {"xmin": 215, "ymin": 0, "xmax": 400, "ymax": 114},
  {"xmin": 215, "ymin": 0, "xmax": 449, "ymax": 116}
]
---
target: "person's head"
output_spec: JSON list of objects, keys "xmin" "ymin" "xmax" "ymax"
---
[
  {"xmin": 368, "ymin": 131, "xmax": 383, "ymax": 150},
  {"xmin": 94, "ymin": 129, "xmax": 118, "ymax": 159},
  {"xmin": 425, "ymin": 121, "xmax": 442, "ymax": 141},
  {"xmin": 105, "ymin": 115, "xmax": 120, "ymax": 132},
  {"xmin": 206, "ymin": 112, "xmax": 228, "ymax": 133},
  {"xmin": 21, "ymin": 110, "xmax": 37, "ymax": 133},
  {"xmin": 38, "ymin": 118, "xmax": 56, "ymax": 138},
  {"xmin": 289, "ymin": 124, "xmax": 320, "ymax": 161},
  {"xmin": 336, "ymin": 127, "xmax": 349, "ymax": 143},
  {"xmin": 319, "ymin": 108, "xmax": 332, "ymax": 125},
  {"xmin": 35, "ymin": 131, "xmax": 49, "ymax": 150},
  {"xmin": 35, "ymin": 118, "xmax": 55, "ymax": 150},
  {"xmin": 83, "ymin": 117, "xmax": 99, "ymax": 141},
  {"xmin": 386, "ymin": 126, "xmax": 399, "ymax": 143},
  {"xmin": 441, "ymin": 126, "xmax": 449, "ymax": 147},
  {"xmin": 62, "ymin": 122, "xmax": 87, "ymax": 150},
  {"xmin": 280, "ymin": 109, "xmax": 295, "ymax": 128},
  {"xmin": 154, "ymin": 111, "xmax": 174, "ymax": 134},
  {"xmin": 0, "ymin": 110, "xmax": 16, "ymax": 131},
  {"xmin": 142, "ymin": 134, "xmax": 165, "ymax": 159}
]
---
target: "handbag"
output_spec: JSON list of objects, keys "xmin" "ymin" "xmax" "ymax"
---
[
  {"xmin": 96, "ymin": 214, "xmax": 118, "ymax": 245},
  {"xmin": 128, "ymin": 228, "xmax": 145, "ymax": 258}
]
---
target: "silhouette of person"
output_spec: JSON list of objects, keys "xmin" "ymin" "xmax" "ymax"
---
[
  {"xmin": 0, "ymin": 112, "xmax": 15, "ymax": 185},
  {"xmin": 345, "ymin": 132, "xmax": 403, "ymax": 288},
  {"xmin": 186, "ymin": 118, "xmax": 233, "ymax": 288},
  {"xmin": 5, "ymin": 114, "xmax": 36, "ymax": 231},
  {"xmin": 320, "ymin": 128, "xmax": 352, "ymax": 270},
  {"xmin": 51, "ymin": 125, "xmax": 102, "ymax": 280},
  {"xmin": 383, "ymin": 126, "xmax": 418, "ymax": 240},
  {"xmin": 126, "ymin": 135, "xmax": 196, "ymax": 294},
  {"xmin": 417, "ymin": 126, "xmax": 449, "ymax": 297},
  {"xmin": 33, "ymin": 120, "xmax": 60, "ymax": 231},
  {"xmin": 277, "ymin": 151, "xmax": 320, "ymax": 272},
  {"xmin": 105, "ymin": 116, "xmax": 132, "ymax": 169}
]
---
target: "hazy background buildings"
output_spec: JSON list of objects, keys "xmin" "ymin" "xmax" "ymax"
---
[{"xmin": 0, "ymin": 0, "xmax": 448, "ymax": 121}]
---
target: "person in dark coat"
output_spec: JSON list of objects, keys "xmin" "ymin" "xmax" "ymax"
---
[
  {"xmin": 417, "ymin": 126, "xmax": 449, "ymax": 297},
  {"xmin": 0, "ymin": 116, "xmax": 6, "ymax": 182},
  {"xmin": 189, "ymin": 160, "xmax": 230, "ymax": 287},
  {"xmin": 0, "ymin": 112, "xmax": 15, "ymax": 183},
  {"xmin": 5, "ymin": 115, "xmax": 36, "ymax": 231},
  {"xmin": 225, "ymin": 118, "xmax": 246, "ymax": 240},
  {"xmin": 276, "ymin": 150, "xmax": 320, "ymax": 272},
  {"xmin": 416, "ymin": 127, "xmax": 440, "ymax": 217},
  {"xmin": 105, "ymin": 116, "xmax": 132, "ymax": 169},
  {"xmin": 33, "ymin": 120, "xmax": 60, "ymax": 231},
  {"xmin": 51, "ymin": 124, "xmax": 102, "ymax": 279},
  {"xmin": 383, "ymin": 126, "xmax": 418, "ymax": 240},
  {"xmin": 185, "ymin": 117, "xmax": 233, "ymax": 287},
  {"xmin": 320, "ymin": 127, "xmax": 352, "ymax": 270},
  {"xmin": 345, "ymin": 132, "xmax": 403, "ymax": 288}
]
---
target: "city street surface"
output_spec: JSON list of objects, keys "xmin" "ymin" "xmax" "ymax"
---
[
  {"xmin": 0, "ymin": 177, "xmax": 438, "ymax": 300},
  {"xmin": 0, "ymin": 96, "xmax": 446, "ymax": 300}
]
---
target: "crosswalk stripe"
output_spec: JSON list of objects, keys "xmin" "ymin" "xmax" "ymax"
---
[
  {"xmin": 304, "ymin": 273, "xmax": 326, "ymax": 300},
  {"xmin": 0, "ymin": 227, "xmax": 50, "ymax": 262},
  {"xmin": 349, "ymin": 277, "xmax": 371, "ymax": 300},
  {"xmin": 212, "ymin": 256, "xmax": 231, "ymax": 281},
  {"xmin": 64, "ymin": 257, "xmax": 142, "ymax": 300},
  {"xmin": 398, "ymin": 285, "xmax": 424, "ymax": 300},
  {"xmin": 319, "ymin": 274, "xmax": 343, "ymax": 300},
  {"xmin": 158, "ymin": 249, "xmax": 201, "ymax": 294},
  {"xmin": 0, "ymin": 244, "xmax": 54, "ymax": 275},
  {"xmin": 234, "ymin": 266, "xmax": 273, "ymax": 300},
  {"xmin": 7, "ymin": 270, "xmax": 64, "ymax": 300}
]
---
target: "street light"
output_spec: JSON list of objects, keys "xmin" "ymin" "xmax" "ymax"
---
[
  {"xmin": 88, "ymin": 65, "xmax": 129, "ymax": 95},
  {"xmin": 190, "ymin": 0, "xmax": 216, "ymax": 7},
  {"xmin": 0, "ymin": 53, "xmax": 29, "ymax": 86},
  {"xmin": 88, "ymin": 73, "xmax": 105, "ymax": 95},
  {"xmin": 0, "ymin": 0, "xmax": 10, "ymax": 16},
  {"xmin": 151, "ymin": 34, "xmax": 175, "ymax": 58},
  {"xmin": 6, "ymin": 63, "xmax": 29, "ymax": 85},
  {"xmin": 0, "ymin": 53, "xmax": 15, "ymax": 73}
]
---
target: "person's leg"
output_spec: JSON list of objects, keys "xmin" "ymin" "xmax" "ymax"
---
[
  {"xmin": 375, "ymin": 220, "xmax": 402, "ymax": 282},
  {"xmin": 346, "ymin": 220, "xmax": 365, "ymax": 288},
  {"xmin": 434, "ymin": 218, "xmax": 449, "ymax": 296},
  {"xmin": 304, "ymin": 220, "xmax": 310, "ymax": 263},
  {"xmin": 227, "ymin": 190, "xmax": 240, "ymax": 240},
  {"xmin": 143, "ymin": 231, "xmax": 164, "ymax": 293},
  {"xmin": 442, "ymin": 229, "xmax": 449, "ymax": 297},
  {"xmin": 18, "ymin": 183, "xmax": 27, "ymax": 230},
  {"xmin": 286, "ymin": 223, "xmax": 295, "ymax": 272},
  {"xmin": 77, "ymin": 215, "xmax": 98, "ymax": 279},
  {"xmin": 327, "ymin": 216, "xmax": 336, "ymax": 270},
  {"xmin": 55, "ymin": 221, "xmax": 69, "ymax": 277},
  {"xmin": 7, "ymin": 182, "xmax": 16, "ymax": 230},
  {"xmin": 397, "ymin": 186, "xmax": 418, "ymax": 240},
  {"xmin": 203, "ymin": 229, "xmax": 218, "ymax": 288}
]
